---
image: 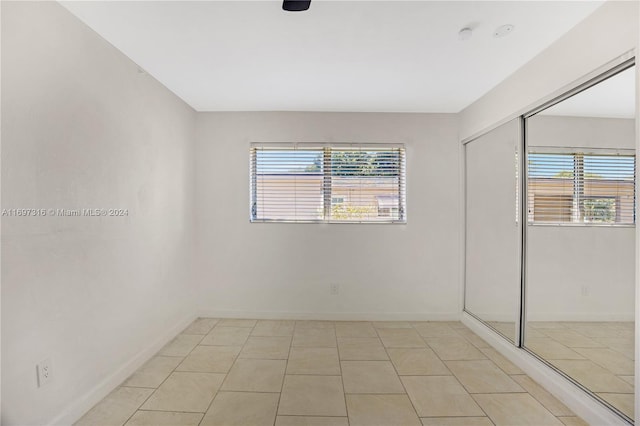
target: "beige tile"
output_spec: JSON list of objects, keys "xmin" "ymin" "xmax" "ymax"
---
[
  {"xmin": 252, "ymin": 320, "xmax": 295, "ymax": 337},
  {"xmin": 278, "ymin": 375, "xmax": 347, "ymax": 416},
  {"xmin": 529, "ymin": 322, "xmax": 568, "ymax": 330},
  {"xmin": 287, "ymin": 347, "xmax": 341, "ymax": 375},
  {"xmin": 619, "ymin": 375, "xmax": 635, "ymax": 385},
  {"xmin": 296, "ymin": 320, "xmax": 335, "ymax": 329},
  {"xmin": 445, "ymin": 360, "xmax": 524, "ymax": 393},
  {"xmin": 335, "ymin": 321, "xmax": 377, "ymax": 337},
  {"xmin": 293, "ymin": 328, "xmax": 337, "ymax": 348},
  {"xmin": 200, "ymin": 327, "xmax": 251, "ymax": 346},
  {"xmin": 75, "ymin": 387, "xmax": 153, "ymax": 426},
  {"xmin": 511, "ymin": 375, "xmax": 573, "ymax": 416},
  {"xmin": 442, "ymin": 322, "xmax": 468, "ymax": 330},
  {"xmin": 183, "ymin": 318, "xmax": 219, "ymax": 335},
  {"xmin": 473, "ymin": 393, "xmax": 563, "ymax": 426},
  {"xmin": 522, "ymin": 327, "xmax": 548, "ymax": 338},
  {"xmin": 221, "ymin": 359, "xmax": 286, "ymax": 392},
  {"xmin": 550, "ymin": 360, "xmax": 634, "ymax": 393},
  {"xmin": 488, "ymin": 322, "xmax": 517, "ymax": 340},
  {"xmin": 124, "ymin": 411, "xmax": 203, "ymax": 426},
  {"xmin": 387, "ymin": 348, "xmax": 450, "ymax": 375},
  {"xmin": 558, "ymin": 417, "xmax": 589, "ymax": 426},
  {"xmin": 342, "ymin": 360, "xmax": 405, "ymax": 393},
  {"xmin": 159, "ymin": 334, "xmax": 203, "ymax": 357},
  {"xmin": 525, "ymin": 338, "xmax": 585, "ymax": 360},
  {"xmin": 420, "ymin": 418, "xmax": 493, "ymax": 426},
  {"xmin": 412, "ymin": 322, "xmax": 458, "ymax": 338},
  {"xmin": 176, "ymin": 345, "xmax": 241, "ymax": 373},
  {"xmin": 346, "ymin": 394, "xmax": 421, "ymax": 426},
  {"xmin": 275, "ymin": 416, "xmax": 349, "ymax": 426},
  {"xmin": 478, "ymin": 347, "xmax": 522, "ymax": 375},
  {"xmin": 200, "ymin": 392, "xmax": 279, "ymax": 426},
  {"xmin": 401, "ymin": 376, "xmax": 484, "ymax": 417},
  {"xmin": 572, "ymin": 347, "xmax": 634, "ymax": 375},
  {"xmin": 540, "ymin": 329, "xmax": 603, "ymax": 348},
  {"xmin": 455, "ymin": 330, "xmax": 491, "ymax": 349},
  {"xmin": 239, "ymin": 336, "xmax": 291, "ymax": 360},
  {"xmin": 141, "ymin": 372, "xmax": 224, "ymax": 412},
  {"xmin": 373, "ymin": 321, "xmax": 413, "ymax": 328},
  {"xmin": 425, "ymin": 336, "xmax": 486, "ymax": 360},
  {"xmin": 219, "ymin": 318, "xmax": 257, "ymax": 327},
  {"xmin": 613, "ymin": 344, "xmax": 635, "ymax": 360},
  {"xmin": 569, "ymin": 324, "xmax": 633, "ymax": 339},
  {"xmin": 596, "ymin": 393, "xmax": 634, "ymax": 419},
  {"xmin": 593, "ymin": 337, "xmax": 635, "ymax": 359},
  {"xmin": 377, "ymin": 328, "xmax": 427, "ymax": 348},
  {"xmin": 337, "ymin": 337, "xmax": 388, "ymax": 360},
  {"xmin": 123, "ymin": 356, "xmax": 182, "ymax": 388}
]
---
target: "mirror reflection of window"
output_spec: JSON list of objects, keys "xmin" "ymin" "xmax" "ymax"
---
[{"xmin": 524, "ymin": 64, "xmax": 635, "ymax": 421}]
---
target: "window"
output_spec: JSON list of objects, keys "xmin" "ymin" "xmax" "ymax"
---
[
  {"xmin": 527, "ymin": 150, "xmax": 635, "ymax": 225},
  {"xmin": 250, "ymin": 143, "xmax": 406, "ymax": 223}
]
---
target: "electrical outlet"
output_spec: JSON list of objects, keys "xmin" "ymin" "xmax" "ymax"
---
[
  {"xmin": 330, "ymin": 284, "xmax": 340, "ymax": 295},
  {"xmin": 37, "ymin": 358, "xmax": 53, "ymax": 387}
]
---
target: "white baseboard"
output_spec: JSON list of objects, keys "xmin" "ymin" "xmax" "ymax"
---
[
  {"xmin": 49, "ymin": 313, "xmax": 198, "ymax": 426},
  {"xmin": 527, "ymin": 312, "xmax": 634, "ymax": 322},
  {"xmin": 462, "ymin": 312, "xmax": 629, "ymax": 426},
  {"xmin": 463, "ymin": 312, "xmax": 517, "ymax": 322},
  {"xmin": 470, "ymin": 311, "xmax": 635, "ymax": 322},
  {"xmin": 198, "ymin": 309, "xmax": 461, "ymax": 322}
]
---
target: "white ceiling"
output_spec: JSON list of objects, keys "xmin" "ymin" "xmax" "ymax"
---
[
  {"xmin": 540, "ymin": 65, "xmax": 636, "ymax": 119},
  {"xmin": 61, "ymin": 1, "xmax": 605, "ymax": 113}
]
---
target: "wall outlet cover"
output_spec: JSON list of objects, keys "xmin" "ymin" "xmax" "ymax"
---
[{"xmin": 37, "ymin": 358, "xmax": 53, "ymax": 387}]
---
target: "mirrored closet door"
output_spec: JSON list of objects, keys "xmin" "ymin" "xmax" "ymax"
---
[
  {"xmin": 523, "ymin": 63, "xmax": 636, "ymax": 421},
  {"xmin": 465, "ymin": 118, "xmax": 521, "ymax": 343}
]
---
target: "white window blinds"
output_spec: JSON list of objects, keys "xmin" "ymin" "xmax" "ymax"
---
[
  {"xmin": 250, "ymin": 143, "xmax": 406, "ymax": 223},
  {"xmin": 527, "ymin": 151, "xmax": 635, "ymax": 225}
]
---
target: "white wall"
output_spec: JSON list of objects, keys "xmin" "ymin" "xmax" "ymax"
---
[
  {"xmin": 529, "ymin": 115, "xmax": 635, "ymax": 150},
  {"xmin": 1, "ymin": 2, "xmax": 197, "ymax": 425},
  {"xmin": 195, "ymin": 112, "xmax": 461, "ymax": 320},
  {"xmin": 527, "ymin": 116, "xmax": 635, "ymax": 321},
  {"xmin": 528, "ymin": 226, "xmax": 634, "ymax": 321}
]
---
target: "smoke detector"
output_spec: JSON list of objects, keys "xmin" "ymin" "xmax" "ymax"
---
[{"xmin": 494, "ymin": 24, "xmax": 515, "ymax": 38}]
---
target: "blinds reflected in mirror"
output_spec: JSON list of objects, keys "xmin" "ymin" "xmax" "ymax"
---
[{"xmin": 527, "ymin": 151, "xmax": 635, "ymax": 224}]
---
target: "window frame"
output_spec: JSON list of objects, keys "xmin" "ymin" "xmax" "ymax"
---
[
  {"xmin": 249, "ymin": 142, "xmax": 407, "ymax": 224},
  {"xmin": 526, "ymin": 147, "xmax": 636, "ymax": 227}
]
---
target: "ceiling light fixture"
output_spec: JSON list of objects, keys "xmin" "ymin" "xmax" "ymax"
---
[
  {"xmin": 494, "ymin": 24, "xmax": 515, "ymax": 38},
  {"xmin": 283, "ymin": 0, "xmax": 311, "ymax": 12},
  {"xmin": 458, "ymin": 27, "xmax": 473, "ymax": 41}
]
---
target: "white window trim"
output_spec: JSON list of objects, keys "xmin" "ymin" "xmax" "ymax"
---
[{"xmin": 250, "ymin": 142, "xmax": 407, "ymax": 224}]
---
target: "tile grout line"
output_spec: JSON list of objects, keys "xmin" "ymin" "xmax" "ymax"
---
[
  {"xmin": 274, "ymin": 320, "xmax": 295, "ymax": 426},
  {"xmin": 82, "ymin": 319, "xmax": 606, "ymax": 426},
  {"xmin": 196, "ymin": 319, "xmax": 258, "ymax": 426},
  {"xmin": 509, "ymin": 375, "xmax": 579, "ymax": 421},
  {"xmin": 335, "ymin": 322, "xmax": 350, "ymax": 426},
  {"xmin": 119, "ymin": 320, "xmax": 212, "ymax": 426},
  {"xmin": 372, "ymin": 322, "xmax": 423, "ymax": 422},
  {"xmin": 416, "ymin": 323, "xmax": 496, "ymax": 424},
  {"xmin": 452, "ymin": 330, "xmax": 566, "ymax": 424}
]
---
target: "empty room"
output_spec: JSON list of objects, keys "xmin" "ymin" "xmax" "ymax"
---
[{"xmin": 2, "ymin": 1, "xmax": 639, "ymax": 425}]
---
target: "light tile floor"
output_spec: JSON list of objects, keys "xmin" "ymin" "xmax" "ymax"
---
[
  {"xmin": 76, "ymin": 319, "xmax": 589, "ymax": 426},
  {"xmin": 487, "ymin": 320, "xmax": 634, "ymax": 420}
]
